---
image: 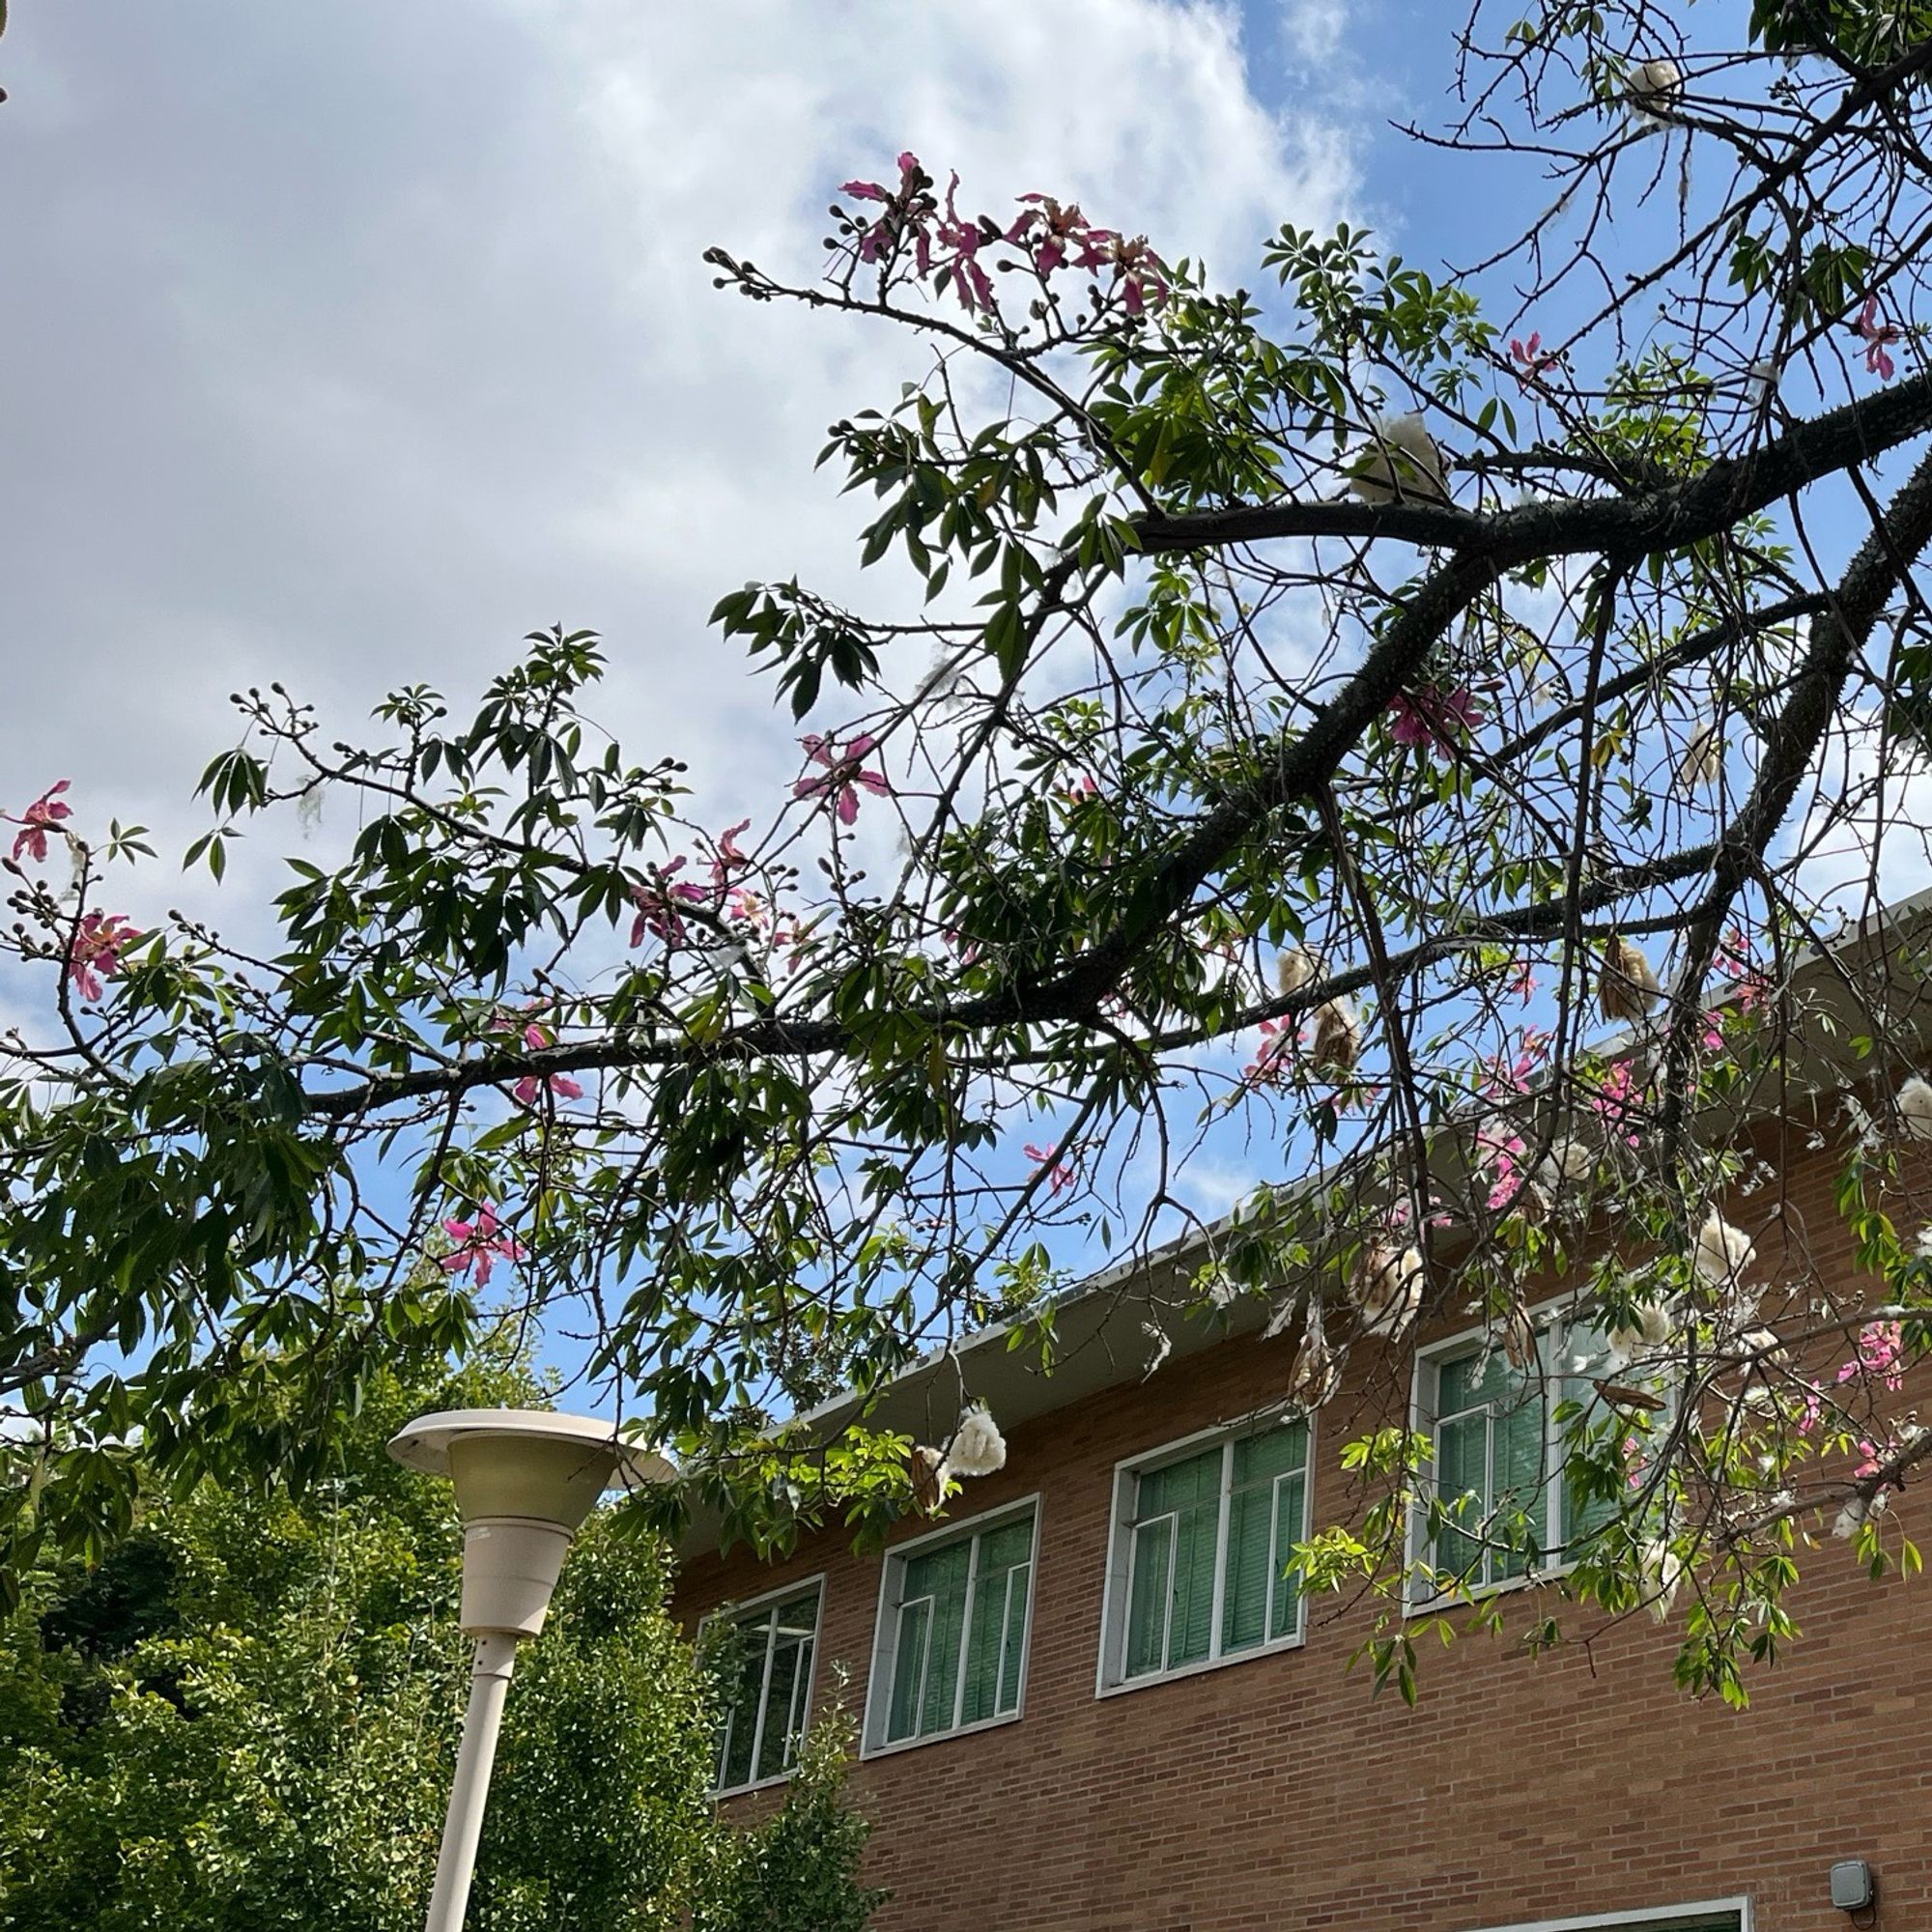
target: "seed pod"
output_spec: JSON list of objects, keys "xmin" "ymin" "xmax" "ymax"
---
[
  {"xmin": 1347, "ymin": 413, "xmax": 1449, "ymax": 506},
  {"xmin": 1275, "ymin": 946, "xmax": 1320, "ymax": 998},
  {"xmin": 1600, "ymin": 936, "xmax": 1661, "ymax": 1023},
  {"xmin": 1691, "ymin": 1209, "xmax": 1754, "ymax": 1290},
  {"xmin": 1288, "ymin": 1299, "xmax": 1343, "ymax": 1409},
  {"xmin": 1311, "ymin": 995, "xmax": 1362, "ymax": 1075},
  {"xmin": 1897, "ymin": 1074, "xmax": 1932, "ymax": 1142},
  {"xmin": 1351, "ymin": 1239, "xmax": 1425, "ymax": 1341},
  {"xmin": 948, "ymin": 1405, "xmax": 1007, "ymax": 1478},
  {"xmin": 1627, "ymin": 56, "xmax": 1683, "ymax": 120},
  {"xmin": 1676, "ymin": 718, "xmax": 1720, "ymax": 790},
  {"xmin": 909, "ymin": 1445, "xmax": 951, "ymax": 1518}
]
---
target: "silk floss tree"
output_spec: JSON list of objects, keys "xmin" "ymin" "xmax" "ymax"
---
[{"xmin": 14, "ymin": 2, "xmax": 1932, "ymax": 1714}]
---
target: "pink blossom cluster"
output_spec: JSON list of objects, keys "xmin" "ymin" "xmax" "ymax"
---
[
  {"xmin": 1587, "ymin": 1059, "xmax": 1644, "ymax": 1149},
  {"xmin": 839, "ymin": 153, "xmax": 1169, "ymax": 319},
  {"xmin": 68, "ymin": 911, "xmax": 144, "ymax": 1003},
  {"xmin": 1476, "ymin": 1125, "xmax": 1532, "ymax": 1211},
  {"xmin": 1858, "ymin": 295, "xmax": 1902, "ymax": 382},
  {"xmin": 1509, "ymin": 330, "xmax": 1559, "ymax": 382},
  {"xmin": 1242, "ymin": 1016, "xmax": 1296, "ymax": 1087},
  {"xmin": 1835, "ymin": 1321, "xmax": 1906, "ymax": 1394},
  {"xmin": 440, "ymin": 1203, "xmax": 525, "ymax": 1289},
  {"xmin": 1023, "ymin": 1142, "xmax": 1077, "ymax": 1195},
  {"xmin": 490, "ymin": 1008, "xmax": 585, "ymax": 1108},
  {"xmin": 794, "ymin": 734, "xmax": 890, "ymax": 827},
  {"xmin": 8, "ymin": 780, "xmax": 71, "ymax": 863},
  {"xmin": 1385, "ymin": 684, "xmax": 1484, "ymax": 755}
]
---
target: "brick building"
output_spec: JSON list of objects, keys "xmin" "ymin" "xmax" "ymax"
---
[{"xmin": 673, "ymin": 941, "xmax": 1928, "ymax": 1932}]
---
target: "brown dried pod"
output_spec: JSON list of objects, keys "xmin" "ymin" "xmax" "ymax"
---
[
  {"xmin": 908, "ymin": 1445, "xmax": 951, "ymax": 1518},
  {"xmin": 1288, "ymin": 1300, "xmax": 1343, "ymax": 1409},
  {"xmin": 1350, "ymin": 1238, "xmax": 1424, "ymax": 1340},
  {"xmin": 1600, "ymin": 935, "xmax": 1660, "ymax": 1023},
  {"xmin": 1311, "ymin": 995, "xmax": 1361, "ymax": 1075}
]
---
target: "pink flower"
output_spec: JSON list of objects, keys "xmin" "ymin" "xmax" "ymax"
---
[
  {"xmin": 1509, "ymin": 331, "xmax": 1559, "ymax": 381},
  {"xmin": 1386, "ymin": 684, "xmax": 1484, "ymax": 754},
  {"xmin": 1855, "ymin": 1439, "xmax": 1882, "ymax": 1479},
  {"xmin": 1023, "ymin": 1142, "xmax": 1077, "ymax": 1194},
  {"xmin": 8, "ymin": 780, "xmax": 72, "ymax": 864},
  {"xmin": 629, "ymin": 857, "xmax": 707, "ymax": 948},
  {"xmin": 66, "ymin": 910, "xmax": 143, "ymax": 1003},
  {"xmin": 1508, "ymin": 960, "xmax": 1539, "ymax": 1005},
  {"xmin": 1835, "ymin": 1321, "xmax": 1905, "ymax": 1393},
  {"xmin": 1243, "ymin": 1016, "xmax": 1296, "ymax": 1087},
  {"xmin": 440, "ymin": 1204, "xmax": 526, "ymax": 1289},
  {"xmin": 1477, "ymin": 1127, "xmax": 1531, "ymax": 1211},
  {"xmin": 932, "ymin": 172, "xmax": 995, "ymax": 313},
  {"xmin": 492, "ymin": 1014, "xmax": 585, "ymax": 1108},
  {"xmin": 1858, "ymin": 295, "xmax": 1902, "ymax": 382},
  {"xmin": 793, "ymin": 733, "xmax": 891, "ymax": 826},
  {"xmin": 1588, "ymin": 1060, "xmax": 1643, "ymax": 1149},
  {"xmin": 707, "ymin": 817, "xmax": 755, "ymax": 895},
  {"xmin": 1066, "ymin": 773, "xmax": 1099, "ymax": 802}
]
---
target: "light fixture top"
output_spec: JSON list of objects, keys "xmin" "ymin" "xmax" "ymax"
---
[{"xmin": 387, "ymin": 1407, "xmax": 674, "ymax": 1491}]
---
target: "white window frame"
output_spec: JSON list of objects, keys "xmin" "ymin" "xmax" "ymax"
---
[
  {"xmin": 699, "ymin": 1573, "xmax": 826, "ymax": 1799},
  {"xmin": 1407, "ymin": 1296, "xmax": 1625, "ymax": 1612},
  {"xmin": 1456, "ymin": 1899, "xmax": 1749, "ymax": 1932},
  {"xmin": 1095, "ymin": 1406, "xmax": 1314, "ymax": 1698},
  {"xmin": 860, "ymin": 1492, "xmax": 1041, "ymax": 1761}
]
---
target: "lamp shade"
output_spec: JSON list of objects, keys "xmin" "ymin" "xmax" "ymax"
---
[{"xmin": 388, "ymin": 1409, "xmax": 674, "ymax": 1637}]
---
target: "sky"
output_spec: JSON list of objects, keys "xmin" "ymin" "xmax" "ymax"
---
[{"xmin": 0, "ymin": 0, "xmax": 1409, "ymax": 895}]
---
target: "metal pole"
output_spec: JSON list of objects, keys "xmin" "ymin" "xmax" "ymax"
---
[{"xmin": 423, "ymin": 1632, "xmax": 520, "ymax": 1932}]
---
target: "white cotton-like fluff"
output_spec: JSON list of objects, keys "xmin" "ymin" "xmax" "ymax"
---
[
  {"xmin": 1735, "ymin": 1324, "xmax": 1784, "ymax": 1366},
  {"xmin": 1747, "ymin": 357, "xmax": 1780, "ymax": 405},
  {"xmin": 1347, "ymin": 413, "xmax": 1449, "ymax": 506},
  {"xmin": 1628, "ymin": 56, "xmax": 1683, "ymax": 120},
  {"xmin": 1311, "ymin": 996, "xmax": 1362, "ymax": 1075},
  {"xmin": 1692, "ymin": 1209, "xmax": 1755, "ymax": 1289},
  {"xmin": 1897, "ymin": 1075, "xmax": 1932, "ymax": 1141},
  {"xmin": 1676, "ymin": 719, "xmax": 1721, "ymax": 791},
  {"xmin": 909, "ymin": 1445, "xmax": 951, "ymax": 1517},
  {"xmin": 1607, "ymin": 1299, "xmax": 1674, "ymax": 1359},
  {"xmin": 1833, "ymin": 1490, "xmax": 1889, "ymax": 1540},
  {"xmin": 1276, "ymin": 946, "xmax": 1320, "ymax": 998},
  {"xmin": 1352, "ymin": 1240, "xmax": 1426, "ymax": 1340},
  {"xmin": 1600, "ymin": 936, "xmax": 1661, "ymax": 1023},
  {"xmin": 1289, "ymin": 1299, "xmax": 1342, "ymax": 1410},
  {"xmin": 1533, "ymin": 1136, "xmax": 1595, "ymax": 1199},
  {"xmin": 1639, "ymin": 1536, "xmax": 1684, "ymax": 1622},
  {"xmin": 948, "ymin": 1405, "xmax": 1007, "ymax": 1479}
]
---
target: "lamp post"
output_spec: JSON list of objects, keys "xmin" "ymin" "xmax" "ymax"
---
[{"xmin": 387, "ymin": 1408, "xmax": 673, "ymax": 1932}]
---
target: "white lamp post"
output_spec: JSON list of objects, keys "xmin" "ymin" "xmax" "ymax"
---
[{"xmin": 388, "ymin": 1408, "xmax": 673, "ymax": 1932}]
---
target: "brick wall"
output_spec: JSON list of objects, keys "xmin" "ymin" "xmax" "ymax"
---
[{"xmin": 672, "ymin": 1138, "xmax": 1928, "ymax": 1932}]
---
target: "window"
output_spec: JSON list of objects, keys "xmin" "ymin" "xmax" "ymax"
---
[
  {"xmin": 705, "ymin": 1578, "xmax": 822, "ymax": 1795},
  {"xmin": 1412, "ymin": 1311, "xmax": 1625, "ymax": 1598},
  {"xmin": 864, "ymin": 1498, "xmax": 1038, "ymax": 1755},
  {"xmin": 1098, "ymin": 1413, "xmax": 1311, "ymax": 1693}
]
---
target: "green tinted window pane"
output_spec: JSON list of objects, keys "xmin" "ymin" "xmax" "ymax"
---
[
  {"xmin": 959, "ymin": 1568, "xmax": 1003, "ymax": 1726},
  {"xmin": 1269, "ymin": 1470, "xmax": 1306, "ymax": 1639},
  {"xmin": 996, "ymin": 1561, "xmax": 1030, "ymax": 1712},
  {"xmin": 1435, "ymin": 1409, "xmax": 1488, "ymax": 1585},
  {"xmin": 1233, "ymin": 1421, "xmax": 1307, "ymax": 1489},
  {"xmin": 1124, "ymin": 1516, "xmax": 1174, "ymax": 1679},
  {"xmin": 1137, "ymin": 1445, "xmax": 1221, "ymax": 1519},
  {"xmin": 978, "ymin": 1519, "xmax": 1033, "ymax": 1574},
  {"xmin": 958, "ymin": 1514, "xmax": 1034, "ymax": 1725},
  {"xmin": 913, "ymin": 1546, "xmax": 971, "ymax": 1736},
  {"xmin": 1168, "ymin": 1500, "xmax": 1217, "ymax": 1667},
  {"xmin": 886, "ymin": 1597, "xmax": 930, "ymax": 1743},
  {"xmin": 756, "ymin": 1634, "xmax": 805, "ymax": 1781},
  {"xmin": 1221, "ymin": 1478, "xmax": 1273, "ymax": 1654},
  {"xmin": 1494, "ymin": 1392, "xmax": 1546, "ymax": 1578}
]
